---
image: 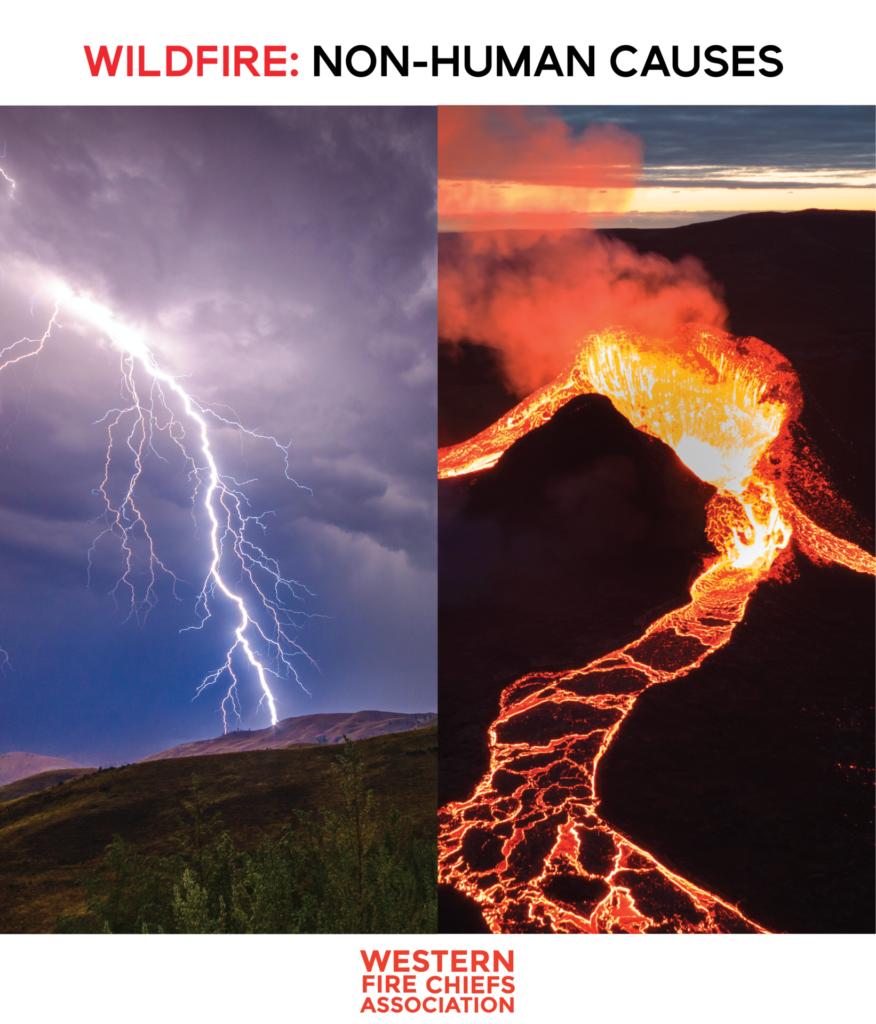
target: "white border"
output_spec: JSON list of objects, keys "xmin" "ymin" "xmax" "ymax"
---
[
  {"xmin": 0, "ymin": 1, "xmax": 873, "ymax": 104},
  {"xmin": 1, "ymin": 932, "xmax": 874, "ymax": 1021},
  {"xmin": 1, "ymin": 3, "xmax": 873, "ymax": 1022}
]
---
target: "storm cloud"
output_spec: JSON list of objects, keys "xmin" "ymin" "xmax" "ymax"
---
[{"xmin": 0, "ymin": 108, "xmax": 437, "ymax": 763}]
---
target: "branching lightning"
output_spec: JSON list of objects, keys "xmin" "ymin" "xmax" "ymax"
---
[
  {"xmin": 0, "ymin": 148, "xmax": 15, "ymax": 203},
  {"xmin": 0, "ymin": 225, "xmax": 315, "ymax": 729},
  {"xmin": 82, "ymin": 296, "xmax": 318, "ymax": 729}
]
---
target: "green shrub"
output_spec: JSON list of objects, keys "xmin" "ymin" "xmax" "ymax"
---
[{"xmin": 57, "ymin": 739, "xmax": 436, "ymax": 934}]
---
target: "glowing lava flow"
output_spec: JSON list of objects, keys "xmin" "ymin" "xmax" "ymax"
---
[
  {"xmin": 438, "ymin": 324, "xmax": 875, "ymax": 933},
  {"xmin": 0, "ymin": 291, "xmax": 314, "ymax": 728}
]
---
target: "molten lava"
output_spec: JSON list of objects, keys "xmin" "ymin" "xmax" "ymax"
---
[{"xmin": 438, "ymin": 324, "xmax": 875, "ymax": 934}]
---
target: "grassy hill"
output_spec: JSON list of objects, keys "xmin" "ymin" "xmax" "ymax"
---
[
  {"xmin": 0, "ymin": 768, "xmax": 98, "ymax": 806},
  {"xmin": 0, "ymin": 724, "xmax": 436, "ymax": 933}
]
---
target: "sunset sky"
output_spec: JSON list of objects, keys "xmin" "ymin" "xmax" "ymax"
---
[{"xmin": 439, "ymin": 106, "xmax": 875, "ymax": 230}]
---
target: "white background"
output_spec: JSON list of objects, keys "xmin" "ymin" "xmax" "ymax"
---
[
  {"xmin": 0, "ymin": 0, "xmax": 872, "ymax": 104},
  {"xmin": 4, "ymin": 932, "xmax": 875, "ymax": 1020},
  {"xmin": 1, "ymin": 1, "xmax": 874, "ymax": 1021}
]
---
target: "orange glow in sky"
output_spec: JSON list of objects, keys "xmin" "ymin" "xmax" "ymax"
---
[
  {"xmin": 438, "ymin": 179, "xmax": 874, "ymax": 230},
  {"xmin": 437, "ymin": 107, "xmax": 875, "ymax": 231}
]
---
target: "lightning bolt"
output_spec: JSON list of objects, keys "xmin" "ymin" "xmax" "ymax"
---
[
  {"xmin": 89, "ymin": 296, "xmax": 322, "ymax": 729},
  {"xmin": 0, "ymin": 282, "xmax": 315, "ymax": 730},
  {"xmin": 0, "ymin": 144, "xmax": 15, "ymax": 196}
]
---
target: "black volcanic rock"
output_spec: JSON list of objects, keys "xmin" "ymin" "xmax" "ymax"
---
[
  {"xmin": 605, "ymin": 210, "xmax": 873, "ymax": 369},
  {"xmin": 438, "ymin": 342, "xmax": 516, "ymax": 449},
  {"xmin": 597, "ymin": 557, "xmax": 875, "ymax": 934},
  {"xmin": 438, "ymin": 884, "xmax": 492, "ymax": 933},
  {"xmin": 439, "ymin": 394, "xmax": 715, "ymax": 807}
]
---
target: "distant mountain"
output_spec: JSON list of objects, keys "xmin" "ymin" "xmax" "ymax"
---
[
  {"xmin": 0, "ymin": 767, "xmax": 98, "ymax": 805},
  {"xmin": 140, "ymin": 710, "xmax": 438, "ymax": 762},
  {"xmin": 0, "ymin": 752, "xmax": 94, "ymax": 788}
]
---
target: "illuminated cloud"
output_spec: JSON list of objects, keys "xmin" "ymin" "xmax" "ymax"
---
[{"xmin": 0, "ymin": 107, "xmax": 437, "ymax": 762}]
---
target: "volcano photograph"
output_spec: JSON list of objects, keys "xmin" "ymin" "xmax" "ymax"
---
[
  {"xmin": 0, "ymin": 107, "xmax": 437, "ymax": 932},
  {"xmin": 437, "ymin": 106, "xmax": 875, "ymax": 934}
]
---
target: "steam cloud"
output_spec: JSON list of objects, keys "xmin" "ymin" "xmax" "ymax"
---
[
  {"xmin": 438, "ymin": 107, "xmax": 729, "ymax": 395},
  {"xmin": 439, "ymin": 105, "xmax": 641, "ymax": 189}
]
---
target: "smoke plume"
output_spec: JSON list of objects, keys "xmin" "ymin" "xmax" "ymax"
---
[{"xmin": 438, "ymin": 107, "xmax": 729, "ymax": 395}]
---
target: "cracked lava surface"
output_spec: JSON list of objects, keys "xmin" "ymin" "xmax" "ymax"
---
[{"xmin": 438, "ymin": 325, "xmax": 875, "ymax": 934}]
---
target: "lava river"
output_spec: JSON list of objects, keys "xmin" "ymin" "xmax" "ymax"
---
[{"xmin": 437, "ymin": 324, "xmax": 875, "ymax": 934}]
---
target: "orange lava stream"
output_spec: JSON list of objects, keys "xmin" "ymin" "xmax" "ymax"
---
[{"xmin": 438, "ymin": 325, "xmax": 875, "ymax": 934}]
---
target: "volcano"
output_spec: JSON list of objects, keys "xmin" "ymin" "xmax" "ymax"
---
[{"xmin": 437, "ymin": 210, "xmax": 875, "ymax": 934}]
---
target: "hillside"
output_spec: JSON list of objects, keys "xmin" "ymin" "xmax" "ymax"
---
[
  {"xmin": 0, "ymin": 768, "xmax": 98, "ymax": 806},
  {"xmin": 140, "ymin": 710, "xmax": 437, "ymax": 761},
  {"xmin": 0, "ymin": 752, "xmax": 94, "ymax": 788},
  {"xmin": 0, "ymin": 724, "xmax": 436, "ymax": 933}
]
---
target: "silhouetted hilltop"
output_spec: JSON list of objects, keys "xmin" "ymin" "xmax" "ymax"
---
[
  {"xmin": 140, "ymin": 710, "xmax": 437, "ymax": 761},
  {"xmin": 0, "ymin": 752, "xmax": 93, "ymax": 788}
]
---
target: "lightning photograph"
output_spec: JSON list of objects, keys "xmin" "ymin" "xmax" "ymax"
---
[
  {"xmin": 437, "ymin": 106, "xmax": 875, "ymax": 934},
  {"xmin": 0, "ymin": 107, "xmax": 437, "ymax": 933}
]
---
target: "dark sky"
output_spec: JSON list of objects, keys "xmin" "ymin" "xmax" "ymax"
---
[
  {"xmin": 554, "ymin": 106, "xmax": 874, "ymax": 227},
  {"xmin": 0, "ymin": 108, "xmax": 437, "ymax": 765},
  {"xmin": 560, "ymin": 106, "xmax": 874, "ymax": 187}
]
